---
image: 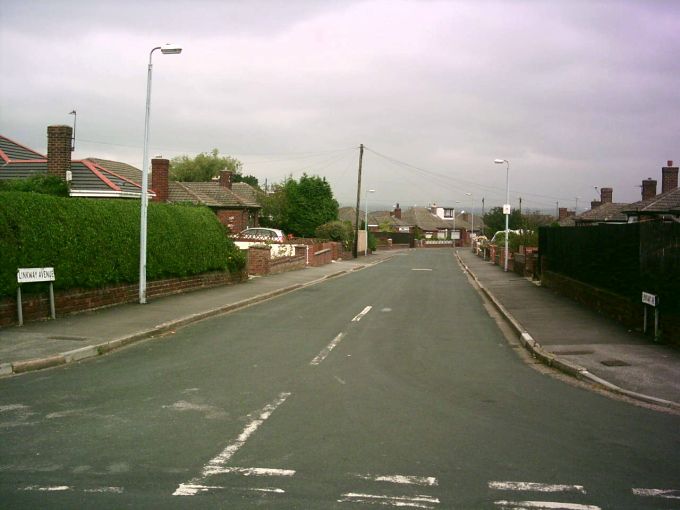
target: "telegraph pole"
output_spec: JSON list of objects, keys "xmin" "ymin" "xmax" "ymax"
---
[
  {"xmin": 353, "ymin": 144, "xmax": 364, "ymax": 258},
  {"xmin": 519, "ymin": 197, "xmax": 522, "ymax": 215},
  {"xmin": 481, "ymin": 197, "xmax": 485, "ymax": 217}
]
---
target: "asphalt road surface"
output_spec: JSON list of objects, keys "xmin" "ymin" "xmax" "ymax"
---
[{"xmin": 1, "ymin": 250, "xmax": 678, "ymax": 509}]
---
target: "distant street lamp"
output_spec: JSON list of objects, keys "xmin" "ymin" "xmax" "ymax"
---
[
  {"xmin": 453, "ymin": 200, "xmax": 460, "ymax": 246},
  {"xmin": 365, "ymin": 189, "xmax": 375, "ymax": 256},
  {"xmin": 494, "ymin": 159, "xmax": 510, "ymax": 272},
  {"xmin": 465, "ymin": 192, "xmax": 474, "ymax": 238},
  {"xmin": 139, "ymin": 43, "xmax": 182, "ymax": 304}
]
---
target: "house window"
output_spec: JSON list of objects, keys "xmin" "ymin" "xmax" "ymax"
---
[{"xmin": 443, "ymin": 208, "xmax": 454, "ymax": 218}]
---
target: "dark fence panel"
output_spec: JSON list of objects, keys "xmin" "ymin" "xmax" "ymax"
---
[
  {"xmin": 540, "ymin": 222, "xmax": 680, "ymax": 313},
  {"xmin": 373, "ymin": 231, "xmax": 415, "ymax": 247}
]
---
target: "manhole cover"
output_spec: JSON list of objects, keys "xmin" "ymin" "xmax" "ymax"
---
[
  {"xmin": 600, "ymin": 359, "xmax": 631, "ymax": 367},
  {"xmin": 552, "ymin": 350, "xmax": 595, "ymax": 356}
]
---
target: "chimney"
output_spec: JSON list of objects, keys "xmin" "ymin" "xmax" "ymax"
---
[
  {"xmin": 393, "ymin": 202, "xmax": 402, "ymax": 220},
  {"xmin": 590, "ymin": 200, "xmax": 602, "ymax": 209},
  {"xmin": 662, "ymin": 160, "xmax": 679, "ymax": 194},
  {"xmin": 558, "ymin": 207, "xmax": 572, "ymax": 220},
  {"xmin": 641, "ymin": 178, "xmax": 657, "ymax": 201},
  {"xmin": 47, "ymin": 125, "xmax": 72, "ymax": 181},
  {"xmin": 219, "ymin": 170, "xmax": 233, "ymax": 189},
  {"xmin": 600, "ymin": 187, "xmax": 613, "ymax": 204},
  {"xmin": 151, "ymin": 158, "xmax": 170, "ymax": 202}
]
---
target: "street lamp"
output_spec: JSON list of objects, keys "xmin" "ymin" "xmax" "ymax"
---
[
  {"xmin": 453, "ymin": 200, "xmax": 460, "ymax": 247},
  {"xmin": 364, "ymin": 189, "xmax": 375, "ymax": 256},
  {"xmin": 494, "ymin": 159, "xmax": 510, "ymax": 272},
  {"xmin": 139, "ymin": 43, "xmax": 182, "ymax": 304},
  {"xmin": 464, "ymin": 192, "xmax": 474, "ymax": 239}
]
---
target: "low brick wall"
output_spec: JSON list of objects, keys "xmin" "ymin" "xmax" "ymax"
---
[
  {"xmin": 0, "ymin": 270, "xmax": 247, "ymax": 327},
  {"xmin": 268, "ymin": 253, "xmax": 306, "ymax": 275},
  {"xmin": 246, "ymin": 242, "xmax": 337, "ymax": 275},
  {"xmin": 541, "ymin": 269, "xmax": 680, "ymax": 345}
]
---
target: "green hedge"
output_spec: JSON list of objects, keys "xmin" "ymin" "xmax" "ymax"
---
[{"xmin": 0, "ymin": 192, "xmax": 245, "ymax": 297}]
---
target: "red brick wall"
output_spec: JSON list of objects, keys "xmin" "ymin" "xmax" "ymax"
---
[
  {"xmin": 247, "ymin": 245, "xmax": 271, "ymax": 275},
  {"xmin": 0, "ymin": 270, "xmax": 247, "ymax": 327}
]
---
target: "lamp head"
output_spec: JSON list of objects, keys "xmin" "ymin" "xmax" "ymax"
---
[
  {"xmin": 161, "ymin": 43, "xmax": 182, "ymax": 54},
  {"xmin": 494, "ymin": 159, "xmax": 506, "ymax": 164}
]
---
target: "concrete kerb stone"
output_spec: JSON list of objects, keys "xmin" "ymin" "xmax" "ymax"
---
[
  {"xmin": 62, "ymin": 345, "xmax": 99, "ymax": 363},
  {"xmin": 12, "ymin": 355, "xmax": 66, "ymax": 374},
  {"xmin": 454, "ymin": 251, "xmax": 680, "ymax": 412}
]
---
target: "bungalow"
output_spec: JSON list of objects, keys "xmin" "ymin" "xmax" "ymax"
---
[
  {"xmin": 1, "ymin": 126, "xmax": 148, "ymax": 199},
  {"xmin": 559, "ymin": 187, "xmax": 628, "ymax": 226},
  {"xmin": 150, "ymin": 158, "xmax": 260, "ymax": 233},
  {"xmin": 402, "ymin": 204, "xmax": 471, "ymax": 240},
  {"xmin": 624, "ymin": 161, "xmax": 680, "ymax": 223}
]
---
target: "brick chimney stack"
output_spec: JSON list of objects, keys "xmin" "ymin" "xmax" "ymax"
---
[
  {"xmin": 151, "ymin": 158, "xmax": 169, "ymax": 202},
  {"xmin": 641, "ymin": 178, "xmax": 657, "ymax": 201},
  {"xmin": 393, "ymin": 203, "xmax": 402, "ymax": 219},
  {"xmin": 219, "ymin": 170, "xmax": 233, "ymax": 189},
  {"xmin": 590, "ymin": 200, "xmax": 601, "ymax": 209},
  {"xmin": 662, "ymin": 160, "xmax": 678, "ymax": 194},
  {"xmin": 600, "ymin": 187, "xmax": 613, "ymax": 204},
  {"xmin": 47, "ymin": 125, "xmax": 72, "ymax": 181},
  {"xmin": 558, "ymin": 207, "xmax": 572, "ymax": 220}
]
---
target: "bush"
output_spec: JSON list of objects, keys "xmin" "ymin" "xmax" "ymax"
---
[
  {"xmin": 0, "ymin": 175, "xmax": 69, "ymax": 196},
  {"xmin": 315, "ymin": 220, "xmax": 354, "ymax": 249},
  {"xmin": 0, "ymin": 192, "xmax": 244, "ymax": 297}
]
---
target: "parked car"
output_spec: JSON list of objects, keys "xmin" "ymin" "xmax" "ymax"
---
[{"xmin": 237, "ymin": 228, "xmax": 286, "ymax": 242}]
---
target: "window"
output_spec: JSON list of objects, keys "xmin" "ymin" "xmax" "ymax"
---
[{"xmin": 443, "ymin": 208, "xmax": 454, "ymax": 218}]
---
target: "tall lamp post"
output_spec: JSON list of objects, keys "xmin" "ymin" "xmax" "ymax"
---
[
  {"xmin": 364, "ymin": 189, "xmax": 375, "ymax": 256},
  {"xmin": 464, "ymin": 192, "xmax": 474, "ymax": 238},
  {"xmin": 139, "ymin": 43, "xmax": 182, "ymax": 304},
  {"xmin": 494, "ymin": 159, "xmax": 510, "ymax": 272}
]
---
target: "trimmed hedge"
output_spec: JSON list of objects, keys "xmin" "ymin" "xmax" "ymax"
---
[{"xmin": 0, "ymin": 192, "xmax": 245, "ymax": 297}]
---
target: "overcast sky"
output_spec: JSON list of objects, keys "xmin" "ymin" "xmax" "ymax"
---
[{"xmin": 2, "ymin": 0, "xmax": 679, "ymax": 212}]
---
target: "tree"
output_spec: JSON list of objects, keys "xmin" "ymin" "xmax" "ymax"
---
[
  {"xmin": 169, "ymin": 149, "xmax": 243, "ymax": 182},
  {"xmin": 482, "ymin": 206, "xmax": 523, "ymax": 237},
  {"xmin": 260, "ymin": 174, "xmax": 339, "ymax": 237},
  {"xmin": 233, "ymin": 173, "xmax": 260, "ymax": 188}
]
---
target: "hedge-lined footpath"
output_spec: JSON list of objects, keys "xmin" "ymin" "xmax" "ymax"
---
[{"xmin": 0, "ymin": 192, "xmax": 245, "ymax": 297}]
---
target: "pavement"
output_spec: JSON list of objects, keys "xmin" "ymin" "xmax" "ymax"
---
[
  {"xmin": 456, "ymin": 248, "xmax": 680, "ymax": 411},
  {"xmin": 2, "ymin": 247, "xmax": 679, "ymax": 412}
]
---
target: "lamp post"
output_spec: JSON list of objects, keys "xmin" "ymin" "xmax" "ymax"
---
[
  {"xmin": 139, "ymin": 43, "xmax": 182, "ymax": 304},
  {"xmin": 364, "ymin": 189, "xmax": 375, "ymax": 256},
  {"xmin": 465, "ymin": 192, "xmax": 474, "ymax": 238},
  {"xmin": 494, "ymin": 159, "xmax": 510, "ymax": 272},
  {"xmin": 452, "ymin": 200, "xmax": 460, "ymax": 247}
]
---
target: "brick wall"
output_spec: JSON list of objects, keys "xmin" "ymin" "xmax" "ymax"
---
[
  {"xmin": 47, "ymin": 125, "xmax": 72, "ymax": 181},
  {"xmin": 0, "ymin": 270, "xmax": 247, "ymax": 327},
  {"xmin": 247, "ymin": 245, "xmax": 271, "ymax": 275}
]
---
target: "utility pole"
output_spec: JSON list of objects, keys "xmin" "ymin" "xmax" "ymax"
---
[
  {"xmin": 519, "ymin": 197, "xmax": 522, "ymax": 215},
  {"xmin": 352, "ymin": 144, "xmax": 364, "ymax": 258},
  {"xmin": 556, "ymin": 201, "xmax": 559, "ymax": 219},
  {"xmin": 481, "ymin": 197, "xmax": 485, "ymax": 217}
]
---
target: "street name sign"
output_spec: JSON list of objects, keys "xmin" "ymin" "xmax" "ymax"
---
[
  {"xmin": 641, "ymin": 292, "xmax": 658, "ymax": 307},
  {"xmin": 17, "ymin": 267, "xmax": 55, "ymax": 283}
]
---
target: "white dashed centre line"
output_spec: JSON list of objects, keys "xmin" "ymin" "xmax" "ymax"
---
[
  {"xmin": 632, "ymin": 488, "xmax": 680, "ymax": 499},
  {"xmin": 489, "ymin": 481, "xmax": 586, "ymax": 494},
  {"xmin": 310, "ymin": 333, "xmax": 345, "ymax": 365},
  {"xmin": 494, "ymin": 501, "xmax": 601, "ymax": 510},
  {"xmin": 352, "ymin": 306, "xmax": 372, "ymax": 322}
]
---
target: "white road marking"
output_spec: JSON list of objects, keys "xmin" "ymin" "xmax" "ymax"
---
[
  {"xmin": 352, "ymin": 306, "xmax": 373, "ymax": 322},
  {"xmin": 310, "ymin": 333, "xmax": 345, "ymax": 365},
  {"xmin": 174, "ymin": 483, "xmax": 223, "ymax": 495},
  {"xmin": 632, "ymin": 488, "xmax": 680, "ymax": 499},
  {"xmin": 334, "ymin": 376, "xmax": 347, "ymax": 385},
  {"xmin": 82, "ymin": 487, "xmax": 125, "ymax": 493},
  {"xmin": 411, "ymin": 268, "xmax": 433, "ymax": 271},
  {"xmin": 356, "ymin": 473, "xmax": 438, "ymax": 487},
  {"xmin": 19, "ymin": 485, "xmax": 124, "ymax": 493},
  {"xmin": 494, "ymin": 501, "xmax": 601, "ymax": 510},
  {"xmin": 173, "ymin": 392, "xmax": 291, "ymax": 496},
  {"xmin": 243, "ymin": 487, "xmax": 285, "ymax": 494},
  {"xmin": 20, "ymin": 485, "xmax": 70, "ymax": 491},
  {"xmin": 206, "ymin": 467, "xmax": 295, "ymax": 477},
  {"xmin": 489, "ymin": 482, "xmax": 586, "ymax": 494},
  {"xmin": 339, "ymin": 492, "xmax": 440, "ymax": 508}
]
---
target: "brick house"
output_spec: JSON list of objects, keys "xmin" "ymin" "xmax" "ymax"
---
[
  {"xmin": 0, "ymin": 126, "xmax": 149, "ymax": 198},
  {"xmin": 623, "ymin": 161, "xmax": 680, "ymax": 222},
  {"xmin": 150, "ymin": 158, "xmax": 261, "ymax": 234}
]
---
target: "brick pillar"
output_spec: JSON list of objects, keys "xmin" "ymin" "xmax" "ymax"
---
[
  {"xmin": 662, "ymin": 160, "xmax": 678, "ymax": 193},
  {"xmin": 219, "ymin": 170, "xmax": 233, "ymax": 189},
  {"xmin": 247, "ymin": 245, "xmax": 271, "ymax": 275},
  {"xmin": 600, "ymin": 187, "xmax": 613, "ymax": 204},
  {"xmin": 151, "ymin": 158, "xmax": 169, "ymax": 202},
  {"xmin": 47, "ymin": 125, "xmax": 72, "ymax": 181},
  {"xmin": 641, "ymin": 178, "xmax": 657, "ymax": 201}
]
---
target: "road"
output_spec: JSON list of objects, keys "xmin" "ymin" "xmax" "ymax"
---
[{"xmin": 1, "ymin": 250, "xmax": 678, "ymax": 509}]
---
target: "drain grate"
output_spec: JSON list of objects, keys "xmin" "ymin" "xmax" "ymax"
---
[
  {"xmin": 600, "ymin": 359, "xmax": 631, "ymax": 367},
  {"xmin": 552, "ymin": 350, "xmax": 595, "ymax": 356}
]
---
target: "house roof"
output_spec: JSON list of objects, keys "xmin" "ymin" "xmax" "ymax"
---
[
  {"xmin": 574, "ymin": 202, "xmax": 629, "ymax": 224},
  {"xmin": 167, "ymin": 181, "xmax": 260, "ymax": 209},
  {"xmin": 623, "ymin": 187, "xmax": 680, "ymax": 215},
  {"xmin": 368, "ymin": 210, "xmax": 412, "ymax": 227},
  {"xmin": 338, "ymin": 207, "xmax": 363, "ymax": 226},
  {"xmin": 0, "ymin": 134, "xmax": 148, "ymax": 198},
  {"xmin": 402, "ymin": 207, "xmax": 471, "ymax": 230},
  {"xmin": 88, "ymin": 157, "xmax": 142, "ymax": 184}
]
